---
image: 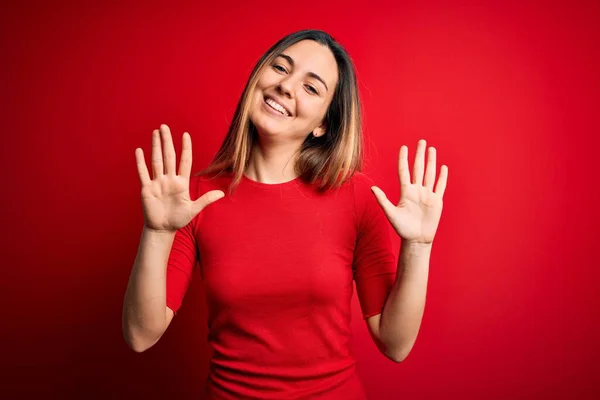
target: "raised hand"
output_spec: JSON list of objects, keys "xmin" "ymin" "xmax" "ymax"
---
[
  {"xmin": 135, "ymin": 124, "xmax": 225, "ymax": 232},
  {"xmin": 371, "ymin": 139, "xmax": 448, "ymax": 245}
]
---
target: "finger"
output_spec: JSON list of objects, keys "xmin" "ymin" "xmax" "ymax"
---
[
  {"xmin": 151, "ymin": 129, "xmax": 163, "ymax": 179},
  {"xmin": 413, "ymin": 139, "xmax": 426, "ymax": 185},
  {"xmin": 434, "ymin": 165, "xmax": 449, "ymax": 197},
  {"xmin": 370, "ymin": 186, "xmax": 397, "ymax": 223},
  {"xmin": 424, "ymin": 147, "xmax": 437, "ymax": 191},
  {"xmin": 178, "ymin": 132, "xmax": 192, "ymax": 178},
  {"xmin": 160, "ymin": 124, "xmax": 177, "ymax": 175},
  {"xmin": 398, "ymin": 145, "xmax": 410, "ymax": 187},
  {"xmin": 135, "ymin": 148, "xmax": 151, "ymax": 186},
  {"xmin": 191, "ymin": 190, "xmax": 226, "ymax": 216}
]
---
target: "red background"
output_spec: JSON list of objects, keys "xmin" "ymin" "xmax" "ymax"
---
[{"xmin": 2, "ymin": 1, "xmax": 599, "ymax": 398}]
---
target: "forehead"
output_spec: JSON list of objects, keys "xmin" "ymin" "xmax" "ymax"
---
[{"xmin": 278, "ymin": 40, "xmax": 338, "ymax": 89}]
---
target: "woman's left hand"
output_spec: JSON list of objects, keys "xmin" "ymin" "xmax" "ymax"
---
[{"xmin": 371, "ymin": 139, "xmax": 448, "ymax": 245}]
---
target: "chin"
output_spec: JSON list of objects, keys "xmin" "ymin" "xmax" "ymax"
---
[{"xmin": 252, "ymin": 121, "xmax": 281, "ymax": 138}]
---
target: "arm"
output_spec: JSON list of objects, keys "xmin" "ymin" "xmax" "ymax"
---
[
  {"xmin": 122, "ymin": 227, "xmax": 177, "ymax": 353},
  {"xmin": 368, "ymin": 139, "xmax": 448, "ymax": 362},
  {"xmin": 366, "ymin": 241, "xmax": 431, "ymax": 362},
  {"xmin": 124, "ymin": 124, "xmax": 225, "ymax": 352}
]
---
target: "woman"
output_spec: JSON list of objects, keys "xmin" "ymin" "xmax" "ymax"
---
[{"xmin": 123, "ymin": 29, "xmax": 448, "ymax": 399}]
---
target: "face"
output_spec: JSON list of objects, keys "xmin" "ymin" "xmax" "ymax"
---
[{"xmin": 249, "ymin": 40, "xmax": 339, "ymax": 142}]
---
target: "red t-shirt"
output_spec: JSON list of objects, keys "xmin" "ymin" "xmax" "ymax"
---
[{"xmin": 166, "ymin": 171, "xmax": 397, "ymax": 399}]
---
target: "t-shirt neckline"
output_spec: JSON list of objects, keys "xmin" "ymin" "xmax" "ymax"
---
[{"xmin": 241, "ymin": 173, "xmax": 301, "ymax": 188}]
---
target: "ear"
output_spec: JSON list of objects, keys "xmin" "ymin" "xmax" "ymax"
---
[{"xmin": 313, "ymin": 120, "xmax": 327, "ymax": 138}]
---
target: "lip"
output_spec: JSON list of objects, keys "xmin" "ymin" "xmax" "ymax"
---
[{"xmin": 263, "ymin": 95, "xmax": 292, "ymax": 117}]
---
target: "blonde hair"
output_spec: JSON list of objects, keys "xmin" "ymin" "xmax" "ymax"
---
[{"xmin": 195, "ymin": 29, "xmax": 363, "ymax": 194}]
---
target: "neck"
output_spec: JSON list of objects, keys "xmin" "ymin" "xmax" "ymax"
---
[{"xmin": 245, "ymin": 139, "xmax": 302, "ymax": 184}]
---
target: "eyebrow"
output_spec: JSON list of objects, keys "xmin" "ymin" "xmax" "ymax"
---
[{"xmin": 277, "ymin": 53, "xmax": 329, "ymax": 92}]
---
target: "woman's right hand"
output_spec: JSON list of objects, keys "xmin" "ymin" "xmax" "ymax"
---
[{"xmin": 135, "ymin": 124, "xmax": 225, "ymax": 232}]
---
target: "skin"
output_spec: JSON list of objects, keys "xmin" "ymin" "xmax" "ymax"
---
[
  {"xmin": 368, "ymin": 140, "xmax": 449, "ymax": 362},
  {"xmin": 245, "ymin": 40, "xmax": 451, "ymax": 362},
  {"xmin": 123, "ymin": 41, "xmax": 340, "ymax": 351},
  {"xmin": 124, "ymin": 125, "xmax": 225, "ymax": 352},
  {"xmin": 246, "ymin": 39, "xmax": 339, "ymax": 184},
  {"xmin": 125, "ymin": 39, "xmax": 451, "ymax": 363}
]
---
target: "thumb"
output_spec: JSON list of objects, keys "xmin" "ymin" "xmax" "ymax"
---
[
  {"xmin": 191, "ymin": 190, "xmax": 225, "ymax": 216},
  {"xmin": 370, "ymin": 186, "xmax": 397, "ymax": 222}
]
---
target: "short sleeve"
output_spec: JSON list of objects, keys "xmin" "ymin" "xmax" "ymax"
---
[
  {"xmin": 165, "ymin": 220, "xmax": 198, "ymax": 315},
  {"xmin": 352, "ymin": 174, "xmax": 397, "ymax": 319}
]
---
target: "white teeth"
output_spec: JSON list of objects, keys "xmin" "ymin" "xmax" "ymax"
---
[{"xmin": 266, "ymin": 98, "xmax": 290, "ymax": 116}]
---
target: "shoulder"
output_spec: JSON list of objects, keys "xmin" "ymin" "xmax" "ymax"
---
[
  {"xmin": 344, "ymin": 172, "xmax": 379, "ymax": 228},
  {"xmin": 348, "ymin": 171, "xmax": 377, "ymax": 189},
  {"xmin": 347, "ymin": 171, "xmax": 377, "ymax": 202},
  {"xmin": 190, "ymin": 171, "xmax": 233, "ymax": 195}
]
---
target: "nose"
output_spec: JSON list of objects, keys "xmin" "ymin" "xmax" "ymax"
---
[{"xmin": 276, "ymin": 75, "xmax": 296, "ymax": 99}]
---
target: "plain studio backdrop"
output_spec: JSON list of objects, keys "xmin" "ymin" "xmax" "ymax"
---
[{"xmin": 1, "ymin": 1, "xmax": 599, "ymax": 398}]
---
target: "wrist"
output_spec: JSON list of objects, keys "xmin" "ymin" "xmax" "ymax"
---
[
  {"xmin": 402, "ymin": 240, "xmax": 433, "ymax": 253},
  {"xmin": 143, "ymin": 225, "xmax": 177, "ymax": 237},
  {"xmin": 401, "ymin": 239, "xmax": 433, "ymax": 249}
]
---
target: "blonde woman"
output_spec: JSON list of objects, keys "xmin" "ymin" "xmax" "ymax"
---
[{"xmin": 123, "ymin": 29, "xmax": 448, "ymax": 399}]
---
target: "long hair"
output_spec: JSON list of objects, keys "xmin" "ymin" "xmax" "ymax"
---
[{"xmin": 195, "ymin": 29, "xmax": 363, "ymax": 194}]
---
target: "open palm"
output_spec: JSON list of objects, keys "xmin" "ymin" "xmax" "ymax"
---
[
  {"xmin": 371, "ymin": 139, "xmax": 448, "ymax": 245},
  {"xmin": 135, "ymin": 124, "xmax": 225, "ymax": 232}
]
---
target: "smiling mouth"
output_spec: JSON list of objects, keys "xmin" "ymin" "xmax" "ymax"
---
[{"xmin": 264, "ymin": 96, "xmax": 291, "ymax": 117}]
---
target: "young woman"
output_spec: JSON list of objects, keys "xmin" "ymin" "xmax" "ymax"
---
[{"xmin": 123, "ymin": 29, "xmax": 448, "ymax": 399}]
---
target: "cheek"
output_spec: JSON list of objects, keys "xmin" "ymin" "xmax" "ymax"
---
[
  {"xmin": 256, "ymin": 68, "xmax": 278, "ymax": 89},
  {"xmin": 298, "ymin": 97, "xmax": 328, "ymax": 122}
]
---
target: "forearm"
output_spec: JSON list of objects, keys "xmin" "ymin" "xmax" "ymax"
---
[
  {"xmin": 122, "ymin": 227, "xmax": 175, "ymax": 349},
  {"xmin": 379, "ymin": 241, "xmax": 432, "ymax": 360}
]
